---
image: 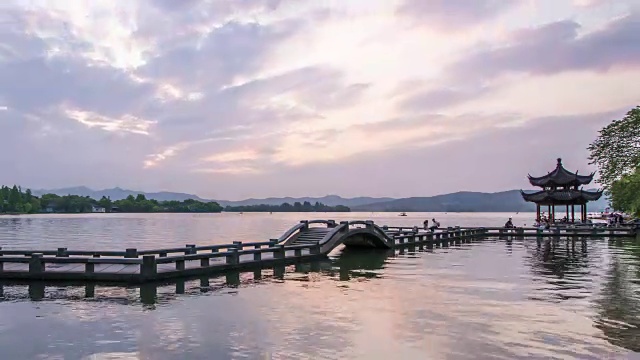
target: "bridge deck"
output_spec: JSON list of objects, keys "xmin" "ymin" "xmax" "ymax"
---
[{"xmin": 0, "ymin": 221, "xmax": 635, "ymax": 283}]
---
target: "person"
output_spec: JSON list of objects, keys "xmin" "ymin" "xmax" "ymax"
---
[
  {"xmin": 429, "ymin": 218, "xmax": 440, "ymax": 232},
  {"xmin": 504, "ymin": 217, "xmax": 514, "ymax": 228},
  {"xmin": 423, "ymin": 219, "xmax": 429, "ymax": 230}
]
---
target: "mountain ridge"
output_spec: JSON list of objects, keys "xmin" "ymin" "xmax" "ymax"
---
[{"xmin": 30, "ymin": 186, "xmax": 610, "ymax": 212}]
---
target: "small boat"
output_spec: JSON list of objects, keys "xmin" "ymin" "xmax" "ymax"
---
[{"xmin": 399, "ymin": 212, "xmax": 407, "ymax": 216}]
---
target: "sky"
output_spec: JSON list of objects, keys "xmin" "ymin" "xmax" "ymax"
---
[{"xmin": 0, "ymin": 0, "xmax": 639, "ymax": 200}]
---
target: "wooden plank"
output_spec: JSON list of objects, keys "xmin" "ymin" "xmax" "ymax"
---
[
  {"xmin": 118, "ymin": 265, "xmax": 140, "ymax": 274},
  {"xmin": 93, "ymin": 264, "xmax": 117, "ymax": 273},
  {"xmin": 3, "ymin": 263, "xmax": 28, "ymax": 271},
  {"xmin": 117, "ymin": 265, "xmax": 140, "ymax": 274},
  {"xmin": 46, "ymin": 263, "xmax": 85, "ymax": 272},
  {"xmin": 96, "ymin": 264, "xmax": 128, "ymax": 274},
  {"xmin": 156, "ymin": 264, "xmax": 175, "ymax": 273},
  {"xmin": 184, "ymin": 260, "xmax": 202, "ymax": 269}
]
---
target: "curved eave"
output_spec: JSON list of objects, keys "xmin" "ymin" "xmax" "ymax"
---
[
  {"xmin": 528, "ymin": 161, "xmax": 595, "ymax": 187},
  {"xmin": 521, "ymin": 189, "xmax": 603, "ymax": 204}
]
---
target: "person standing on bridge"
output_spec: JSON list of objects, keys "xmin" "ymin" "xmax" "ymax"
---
[
  {"xmin": 423, "ymin": 219, "xmax": 429, "ymax": 230},
  {"xmin": 429, "ymin": 218, "xmax": 440, "ymax": 232}
]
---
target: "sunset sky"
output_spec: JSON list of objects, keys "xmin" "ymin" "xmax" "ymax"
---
[{"xmin": 0, "ymin": 0, "xmax": 639, "ymax": 200}]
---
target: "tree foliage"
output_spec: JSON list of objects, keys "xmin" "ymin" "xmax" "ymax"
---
[
  {"xmin": 588, "ymin": 106, "xmax": 640, "ymax": 192},
  {"xmin": 225, "ymin": 201, "xmax": 350, "ymax": 212},
  {"xmin": 1, "ymin": 185, "xmax": 223, "ymax": 214},
  {"xmin": 0, "ymin": 185, "xmax": 41, "ymax": 214},
  {"xmin": 609, "ymin": 168, "xmax": 640, "ymax": 216}
]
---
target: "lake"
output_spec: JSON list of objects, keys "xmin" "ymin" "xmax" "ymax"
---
[{"xmin": 0, "ymin": 212, "xmax": 639, "ymax": 359}]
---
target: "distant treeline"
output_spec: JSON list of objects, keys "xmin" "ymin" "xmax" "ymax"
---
[
  {"xmin": 225, "ymin": 201, "xmax": 350, "ymax": 212},
  {"xmin": 0, "ymin": 185, "xmax": 223, "ymax": 214}
]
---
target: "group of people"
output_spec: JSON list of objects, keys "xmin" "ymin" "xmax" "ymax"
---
[
  {"xmin": 607, "ymin": 213, "xmax": 626, "ymax": 226},
  {"xmin": 422, "ymin": 218, "xmax": 441, "ymax": 232}
]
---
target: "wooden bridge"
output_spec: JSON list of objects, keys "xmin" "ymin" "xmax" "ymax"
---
[{"xmin": 0, "ymin": 220, "xmax": 636, "ymax": 283}]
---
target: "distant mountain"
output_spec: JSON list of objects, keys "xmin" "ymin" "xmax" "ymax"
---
[
  {"xmin": 31, "ymin": 186, "xmax": 209, "ymax": 202},
  {"xmin": 30, "ymin": 187, "xmax": 610, "ymax": 212},
  {"xmin": 352, "ymin": 190, "xmax": 610, "ymax": 213},
  {"xmin": 218, "ymin": 195, "xmax": 395, "ymax": 207}
]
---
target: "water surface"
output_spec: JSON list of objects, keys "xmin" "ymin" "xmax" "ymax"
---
[{"xmin": 0, "ymin": 212, "xmax": 638, "ymax": 359}]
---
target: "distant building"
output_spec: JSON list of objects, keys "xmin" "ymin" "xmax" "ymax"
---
[
  {"xmin": 44, "ymin": 206, "xmax": 56, "ymax": 213},
  {"xmin": 91, "ymin": 205, "xmax": 106, "ymax": 213}
]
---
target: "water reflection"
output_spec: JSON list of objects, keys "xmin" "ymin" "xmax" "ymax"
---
[
  {"xmin": 1, "ymin": 230, "xmax": 639, "ymax": 358},
  {"xmin": 0, "ymin": 249, "xmax": 396, "ymax": 307},
  {"xmin": 593, "ymin": 242, "xmax": 640, "ymax": 352},
  {"xmin": 526, "ymin": 239, "xmax": 592, "ymax": 290}
]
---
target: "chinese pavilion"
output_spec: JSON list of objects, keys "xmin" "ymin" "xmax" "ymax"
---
[{"xmin": 521, "ymin": 158, "xmax": 603, "ymax": 223}]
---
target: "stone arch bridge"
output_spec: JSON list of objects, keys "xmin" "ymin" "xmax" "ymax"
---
[{"xmin": 276, "ymin": 220, "xmax": 416, "ymax": 254}]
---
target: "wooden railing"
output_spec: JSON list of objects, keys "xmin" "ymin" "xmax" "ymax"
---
[{"xmin": 0, "ymin": 241, "xmax": 322, "ymax": 281}]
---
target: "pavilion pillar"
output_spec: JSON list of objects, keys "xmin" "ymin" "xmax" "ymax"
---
[
  {"xmin": 571, "ymin": 205, "xmax": 575, "ymax": 223},
  {"xmin": 536, "ymin": 204, "xmax": 540, "ymax": 221},
  {"xmin": 547, "ymin": 205, "xmax": 551, "ymax": 220},
  {"xmin": 565, "ymin": 205, "xmax": 569, "ymax": 220}
]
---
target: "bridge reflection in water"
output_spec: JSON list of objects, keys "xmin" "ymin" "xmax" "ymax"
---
[{"xmin": 0, "ymin": 247, "xmax": 397, "ymax": 307}]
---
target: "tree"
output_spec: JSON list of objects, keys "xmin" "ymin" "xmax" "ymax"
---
[
  {"xmin": 609, "ymin": 168, "xmax": 640, "ymax": 216},
  {"xmin": 588, "ymin": 106, "xmax": 640, "ymax": 192},
  {"xmin": 98, "ymin": 196, "xmax": 112, "ymax": 212}
]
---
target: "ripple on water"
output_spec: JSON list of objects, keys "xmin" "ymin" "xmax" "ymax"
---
[{"xmin": 0, "ymin": 213, "xmax": 639, "ymax": 359}]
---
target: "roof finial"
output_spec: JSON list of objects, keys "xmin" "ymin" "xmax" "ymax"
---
[{"xmin": 557, "ymin": 157, "xmax": 562, "ymax": 166}]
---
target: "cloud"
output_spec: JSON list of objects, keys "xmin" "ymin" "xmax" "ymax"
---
[
  {"xmin": 449, "ymin": 13, "xmax": 640, "ymax": 81},
  {"xmin": 0, "ymin": 0, "xmax": 638, "ymax": 199},
  {"xmin": 392, "ymin": 11, "xmax": 640, "ymax": 114},
  {"xmin": 396, "ymin": 0, "xmax": 517, "ymax": 31}
]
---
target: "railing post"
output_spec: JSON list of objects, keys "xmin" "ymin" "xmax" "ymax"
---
[
  {"xmin": 226, "ymin": 248, "xmax": 239, "ymax": 265},
  {"xmin": 300, "ymin": 220, "xmax": 309, "ymax": 231},
  {"xmin": 185, "ymin": 244, "xmax": 196, "ymax": 255},
  {"xmin": 141, "ymin": 255, "xmax": 157, "ymax": 278},
  {"xmin": 125, "ymin": 248, "xmax": 138, "ymax": 258},
  {"xmin": 85, "ymin": 262, "xmax": 95, "ymax": 274},
  {"xmin": 294, "ymin": 248, "xmax": 302, "ymax": 257},
  {"xmin": 254, "ymin": 250, "xmax": 262, "ymax": 261},
  {"xmin": 176, "ymin": 260, "xmax": 185, "ymax": 270},
  {"xmin": 29, "ymin": 253, "xmax": 44, "ymax": 274},
  {"xmin": 382, "ymin": 225, "xmax": 388, "ymax": 230},
  {"xmin": 56, "ymin": 247, "xmax": 68, "ymax": 257},
  {"xmin": 310, "ymin": 244, "xmax": 321, "ymax": 255},
  {"xmin": 233, "ymin": 241, "xmax": 243, "ymax": 250},
  {"xmin": 327, "ymin": 220, "xmax": 336, "ymax": 228},
  {"xmin": 274, "ymin": 245, "xmax": 285, "ymax": 259},
  {"xmin": 200, "ymin": 257, "xmax": 210, "ymax": 267}
]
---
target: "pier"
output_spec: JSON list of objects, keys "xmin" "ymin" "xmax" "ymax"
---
[{"xmin": 0, "ymin": 220, "xmax": 636, "ymax": 283}]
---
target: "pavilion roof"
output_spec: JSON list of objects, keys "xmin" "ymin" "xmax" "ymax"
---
[
  {"xmin": 528, "ymin": 158, "xmax": 595, "ymax": 188},
  {"xmin": 520, "ymin": 188, "xmax": 603, "ymax": 205}
]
